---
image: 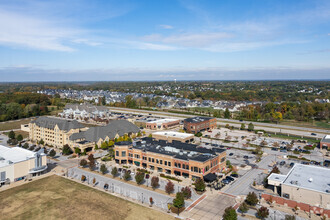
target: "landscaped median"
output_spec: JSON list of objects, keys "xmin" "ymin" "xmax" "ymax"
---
[{"xmin": 78, "ymin": 166, "xmax": 195, "ymax": 198}]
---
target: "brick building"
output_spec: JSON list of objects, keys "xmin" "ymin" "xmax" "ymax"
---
[
  {"xmin": 114, "ymin": 138, "xmax": 226, "ymax": 180},
  {"xmin": 320, "ymin": 135, "xmax": 330, "ymax": 149},
  {"xmin": 183, "ymin": 117, "xmax": 217, "ymax": 134},
  {"xmin": 145, "ymin": 118, "xmax": 180, "ymax": 130}
]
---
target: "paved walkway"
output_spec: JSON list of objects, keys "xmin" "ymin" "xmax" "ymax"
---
[
  {"xmin": 182, "ymin": 193, "xmax": 236, "ymax": 220},
  {"xmin": 68, "ymin": 167, "xmax": 198, "ymax": 212}
]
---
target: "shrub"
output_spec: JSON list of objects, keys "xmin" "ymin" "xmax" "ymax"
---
[
  {"xmin": 49, "ymin": 149, "xmax": 56, "ymax": 157},
  {"xmin": 257, "ymin": 206, "xmax": 269, "ymax": 219},
  {"xmin": 194, "ymin": 132, "xmax": 202, "ymax": 137},
  {"xmin": 245, "ymin": 192, "xmax": 258, "ymax": 206},
  {"xmin": 173, "ymin": 192, "xmax": 185, "ymax": 208},
  {"xmin": 111, "ymin": 167, "xmax": 118, "ymax": 177},
  {"xmin": 8, "ymin": 130, "xmax": 15, "ymax": 139},
  {"xmin": 28, "ymin": 145, "xmax": 35, "ymax": 151},
  {"xmin": 248, "ymin": 123, "xmax": 254, "ymax": 131},
  {"xmin": 100, "ymin": 164, "xmax": 108, "ymax": 174},
  {"xmin": 123, "ymin": 171, "xmax": 131, "ymax": 181},
  {"xmin": 239, "ymin": 202, "xmax": 249, "ymax": 216},
  {"xmin": 74, "ymin": 148, "xmax": 81, "ymax": 154},
  {"xmin": 135, "ymin": 172, "xmax": 145, "ymax": 185},
  {"xmin": 62, "ymin": 144, "xmax": 73, "ymax": 155},
  {"xmin": 165, "ymin": 181, "xmax": 175, "ymax": 194},
  {"xmin": 80, "ymin": 159, "xmax": 87, "ymax": 167},
  {"xmin": 81, "ymin": 175, "xmax": 86, "ymax": 181},
  {"xmin": 16, "ymin": 134, "xmax": 23, "ymax": 142},
  {"xmin": 39, "ymin": 139, "xmax": 44, "ymax": 145},
  {"xmin": 194, "ymin": 178, "xmax": 206, "ymax": 192},
  {"xmin": 285, "ymin": 215, "xmax": 296, "ymax": 220},
  {"xmin": 181, "ymin": 186, "xmax": 192, "ymax": 199},
  {"xmin": 23, "ymin": 143, "xmax": 29, "ymax": 149},
  {"xmin": 151, "ymin": 176, "xmax": 159, "ymax": 189},
  {"xmin": 223, "ymin": 206, "xmax": 237, "ymax": 220}
]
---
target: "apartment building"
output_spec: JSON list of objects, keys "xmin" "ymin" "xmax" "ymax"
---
[
  {"xmin": 29, "ymin": 116, "xmax": 86, "ymax": 148},
  {"xmin": 183, "ymin": 117, "xmax": 217, "ymax": 134},
  {"xmin": 114, "ymin": 138, "xmax": 226, "ymax": 180},
  {"xmin": 152, "ymin": 131, "xmax": 195, "ymax": 143},
  {"xmin": 268, "ymin": 164, "xmax": 330, "ymax": 209},
  {"xmin": 69, "ymin": 120, "xmax": 140, "ymax": 151},
  {"xmin": 0, "ymin": 145, "xmax": 47, "ymax": 185},
  {"xmin": 145, "ymin": 118, "xmax": 180, "ymax": 130}
]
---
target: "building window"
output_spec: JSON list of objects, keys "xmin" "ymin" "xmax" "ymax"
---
[
  {"xmin": 168, "ymin": 162, "xmax": 171, "ymax": 166},
  {"xmin": 148, "ymin": 157, "xmax": 151, "ymax": 162},
  {"xmin": 156, "ymin": 159, "xmax": 159, "ymax": 164},
  {"xmin": 122, "ymin": 151, "xmax": 126, "ymax": 157},
  {"xmin": 165, "ymin": 161, "xmax": 167, "ymax": 166},
  {"xmin": 160, "ymin": 160, "xmax": 163, "ymax": 165},
  {"xmin": 116, "ymin": 151, "xmax": 119, "ymax": 156},
  {"xmin": 182, "ymin": 164, "xmax": 185, "ymax": 169},
  {"xmin": 152, "ymin": 158, "xmax": 154, "ymax": 163}
]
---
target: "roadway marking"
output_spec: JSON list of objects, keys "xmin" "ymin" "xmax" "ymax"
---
[
  {"xmin": 186, "ymin": 194, "xmax": 207, "ymax": 212},
  {"xmin": 225, "ymin": 169, "xmax": 259, "ymax": 194}
]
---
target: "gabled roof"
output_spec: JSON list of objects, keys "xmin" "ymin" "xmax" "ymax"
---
[
  {"xmin": 31, "ymin": 116, "xmax": 84, "ymax": 131},
  {"xmin": 70, "ymin": 120, "xmax": 140, "ymax": 143}
]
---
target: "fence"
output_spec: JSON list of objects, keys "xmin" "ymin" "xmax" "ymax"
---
[{"xmin": 261, "ymin": 193, "xmax": 330, "ymax": 218}]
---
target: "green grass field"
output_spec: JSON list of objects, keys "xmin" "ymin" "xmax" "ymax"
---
[
  {"xmin": 0, "ymin": 118, "xmax": 32, "ymax": 131},
  {"xmin": 0, "ymin": 175, "xmax": 173, "ymax": 220}
]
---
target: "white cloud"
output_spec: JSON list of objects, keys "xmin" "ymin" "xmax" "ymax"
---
[
  {"xmin": 143, "ymin": 32, "xmax": 233, "ymax": 47},
  {"xmin": 159, "ymin": 24, "xmax": 174, "ymax": 29},
  {"xmin": 0, "ymin": 10, "xmax": 79, "ymax": 52},
  {"xmin": 71, "ymin": 39, "xmax": 102, "ymax": 46}
]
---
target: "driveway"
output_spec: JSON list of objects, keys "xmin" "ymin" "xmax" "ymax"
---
[{"xmin": 183, "ymin": 193, "xmax": 236, "ymax": 220}]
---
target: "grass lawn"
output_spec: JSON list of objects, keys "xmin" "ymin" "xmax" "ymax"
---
[
  {"xmin": 3, "ymin": 130, "xmax": 29, "ymax": 139},
  {"xmin": 0, "ymin": 175, "xmax": 173, "ymax": 220},
  {"xmin": 0, "ymin": 118, "xmax": 32, "ymax": 131}
]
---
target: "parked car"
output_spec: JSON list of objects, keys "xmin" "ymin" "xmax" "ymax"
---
[
  {"xmin": 271, "ymin": 147, "xmax": 278, "ymax": 151},
  {"xmin": 243, "ymin": 155, "xmax": 249, "ymax": 159},
  {"xmin": 311, "ymin": 133, "xmax": 317, "ymax": 136},
  {"xmin": 226, "ymin": 176, "xmax": 235, "ymax": 182},
  {"xmin": 289, "ymin": 162, "xmax": 295, "ymax": 167},
  {"xmin": 230, "ymin": 173, "xmax": 238, "ymax": 178},
  {"xmin": 279, "ymin": 161, "xmax": 286, "ymax": 166},
  {"xmin": 229, "ymin": 153, "xmax": 234, "ymax": 156},
  {"xmin": 221, "ymin": 179, "xmax": 230, "ymax": 184}
]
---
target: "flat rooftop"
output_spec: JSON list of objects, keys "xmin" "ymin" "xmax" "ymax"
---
[
  {"xmin": 153, "ymin": 131, "xmax": 194, "ymax": 139},
  {"xmin": 282, "ymin": 164, "xmax": 330, "ymax": 194},
  {"xmin": 133, "ymin": 138, "xmax": 222, "ymax": 162},
  {"xmin": 147, "ymin": 118, "xmax": 179, "ymax": 124},
  {"xmin": 0, "ymin": 145, "xmax": 36, "ymax": 168},
  {"xmin": 268, "ymin": 173, "xmax": 287, "ymax": 183},
  {"xmin": 184, "ymin": 117, "xmax": 214, "ymax": 123}
]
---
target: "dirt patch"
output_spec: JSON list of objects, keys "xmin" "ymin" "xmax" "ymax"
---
[{"xmin": 0, "ymin": 175, "xmax": 173, "ymax": 220}]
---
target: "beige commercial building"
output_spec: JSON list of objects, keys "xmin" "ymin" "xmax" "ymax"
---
[
  {"xmin": 29, "ymin": 116, "xmax": 86, "ymax": 148},
  {"xmin": 0, "ymin": 145, "xmax": 47, "ymax": 185},
  {"xmin": 268, "ymin": 164, "xmax": 330, "ymax": 209},
  {"xmin": 152, "ymin": 131, "xmax": 195, "ymax": 143}
]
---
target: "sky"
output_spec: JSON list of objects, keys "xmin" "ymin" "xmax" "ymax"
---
[{"xmin": 0, "ymin": 0, "xmax": 330, "ymax": 81}]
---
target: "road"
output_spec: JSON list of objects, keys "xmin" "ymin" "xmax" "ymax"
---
[
  {"xmin": 108, "ymin": 107, "xmax": 328, "ymax": 138},
  {"xmin": 224, "ymin": 155, "xmax": 273, "ymax": 196}
]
